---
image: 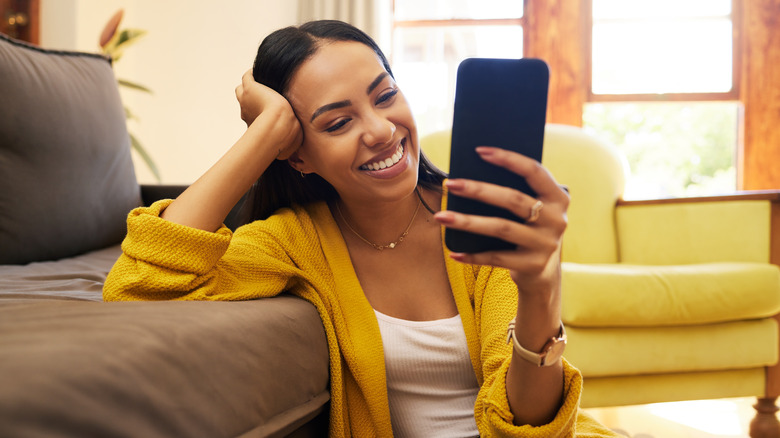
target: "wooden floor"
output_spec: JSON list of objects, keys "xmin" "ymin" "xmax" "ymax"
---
[{"xmin": 585, "ymin": 397, "xmax": 762, "ymax": 438}]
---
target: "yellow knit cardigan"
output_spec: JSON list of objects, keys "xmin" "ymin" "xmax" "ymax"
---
[{"xmin": 104, "ymin": 200, "xmax": 617, "ymax": 438}]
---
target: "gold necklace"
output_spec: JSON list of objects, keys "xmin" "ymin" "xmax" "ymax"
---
[{"xmin": 336, "ymin": 198, "xmax": 422, "ymax": 251}]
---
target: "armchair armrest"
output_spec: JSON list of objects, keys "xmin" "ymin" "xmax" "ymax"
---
[
  {"xmin": 616, "ymin": 190, "xmax": 780, "ymax": 206},
  {"xmin": 614, "ymin": 191, "xmax": 780, "ymax": 265},
  {"xmin": 139, "ymin": 185, "xmax": 248, "ymax": 231}
]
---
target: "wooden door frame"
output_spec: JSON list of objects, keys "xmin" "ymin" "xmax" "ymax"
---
[{"xmin": 0, "ymin": 0, "xmax": 39, "ymax": 45}]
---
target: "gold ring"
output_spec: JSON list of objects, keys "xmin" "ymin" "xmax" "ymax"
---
[{"xmin": 527, "ymin": 200, "xmax": 544, "ymax": 224}]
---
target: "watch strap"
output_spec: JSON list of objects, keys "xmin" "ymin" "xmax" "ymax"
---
[{"xmin": 506, "ymin": 318, "xmax": 566, "ymax": 367}]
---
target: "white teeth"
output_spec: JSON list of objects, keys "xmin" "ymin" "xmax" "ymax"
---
[{"xmin": 361, "ymin": 143, "xmax": 405, "ymax": 171}]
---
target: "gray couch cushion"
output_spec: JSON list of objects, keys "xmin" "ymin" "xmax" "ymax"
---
[
  {"xmin": 0, "ymin": 34, "xmax": 141, "ymax": 265},
  {"xmin": 0, "ymin": 244, "xmax": 121, "ymax": 300},
  {"xmin": 0, "ymin": 295, "xmax": 331, "ymax": 437}
]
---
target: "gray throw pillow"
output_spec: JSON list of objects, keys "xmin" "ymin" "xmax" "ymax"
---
[{"xmin": 0, "ymin": 34, "xmax": 141, "ymax": 265}]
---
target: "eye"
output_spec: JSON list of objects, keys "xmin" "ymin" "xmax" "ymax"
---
[
  {"xmin": 376, "ymin": 89, "xmax": 399, "ymax": 106},
  {"xmin": 325, "ymin": 118, "xmax": 351, "ymax": 133}
]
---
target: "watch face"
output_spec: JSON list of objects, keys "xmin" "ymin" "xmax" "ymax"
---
[
  {"xmin": 544, "ymin": 341, "xmax": 566, "ymax": 365},
  {"xmin": 540, "ymin": 338, "xmax": 566, "ymax": 366}
]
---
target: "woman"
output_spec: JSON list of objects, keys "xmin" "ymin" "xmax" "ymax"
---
[{"xmin": 104, "ymin": 20, "xmax": 617, "ymax": 437}]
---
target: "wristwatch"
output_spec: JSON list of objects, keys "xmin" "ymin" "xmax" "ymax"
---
[{"xmin": 506, "ymin": 318, "xmax": 567, "ymax": 367}]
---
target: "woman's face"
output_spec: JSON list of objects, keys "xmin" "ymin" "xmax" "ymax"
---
[{"xmin": 286, "ymin": 41, "xmax": 419, "ymax": 205}]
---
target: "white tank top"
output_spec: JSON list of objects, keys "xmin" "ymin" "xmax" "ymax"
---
[{"xmin": 374, "ymin": 309, "xmax": 480, "ymax": 438}]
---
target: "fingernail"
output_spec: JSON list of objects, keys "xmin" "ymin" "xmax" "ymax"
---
[
  {"xmin": 449, "ymin": 252, "xmax": 466, "ymax": 262},
  {"xmin": 475, "ymin": 146, "xmax": 497, "ymax": 157},
  {"xmin": 434, "ymin": 211, "xmax": 456, "ymax": 224},
  {"xmin": 444, "ymin": 179, "xmax": 465, "ymax": 191}
]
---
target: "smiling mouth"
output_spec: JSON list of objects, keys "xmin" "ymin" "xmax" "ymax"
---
[{"xmin": 359, "ymin": 139, "xmax": 406, "ymax": 171}]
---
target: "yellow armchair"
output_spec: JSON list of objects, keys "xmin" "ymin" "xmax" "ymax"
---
[{"xmin": 421, "ymin": 124, "xmax": 780, "ymax": 438}]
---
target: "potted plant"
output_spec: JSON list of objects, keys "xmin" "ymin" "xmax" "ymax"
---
[{"xmin": 99, "ymin": 9, "xmax": 160, "ymax": 182}]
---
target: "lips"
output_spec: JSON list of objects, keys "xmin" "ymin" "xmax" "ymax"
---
[{"xmin": 359, "ymin": 138, "xmax": 406, "ymax": 171}]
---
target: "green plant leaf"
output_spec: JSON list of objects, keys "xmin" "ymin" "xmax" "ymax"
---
[
  {"xmin": 104, "ymin": 29, "xmax": 147, "ymax": 61},
  {"xmin": 118, "ymin": 79, "xmax": 153, "ymax": 94},
  {"xmin": 124, "ymin": 106, "xmax": 137, "ymax": 121},
  {"xmin": 104, "ymin": 46, "xmax": 123, "ymax": 62},
  {"xmin": 115, "ymin": 28, "xmax": 147, "ymax": 49},
  {"xmin": 129, "ymin": 132, "xmax": 161, "ymax": 182}
]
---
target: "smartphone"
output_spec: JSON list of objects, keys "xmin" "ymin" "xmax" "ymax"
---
[{"xmin": 444, "ymin": 57, "xmax": 549, "ymax": 253}]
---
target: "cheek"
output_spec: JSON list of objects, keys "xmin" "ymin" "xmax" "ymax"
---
[
  {"xmin": 294, "ymin": 137, "xmax": 326, "ymax": 174},
  {"xmin": 397, "ymin": 93, "xmax": 415, "ymax": 117},
  {"xmin": 393, "ymin": 96, "xmax": 417, "ymax": 134},
  {"xmin": 299, "ymin": 137, "xmax": 354, "ymax": 174}
]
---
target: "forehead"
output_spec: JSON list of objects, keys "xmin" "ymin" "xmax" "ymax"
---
[{"xmin": 287, "ymin": 41, "xmax": 388, "ymax": 113}]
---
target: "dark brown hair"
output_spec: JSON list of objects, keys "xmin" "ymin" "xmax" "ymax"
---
[{"xmin": 241, "ymin": 20, "xmax": 446, "ymax": 223}]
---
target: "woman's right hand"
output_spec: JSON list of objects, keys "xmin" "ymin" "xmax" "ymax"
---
[
  {"xmin": 235, "ymin": 69, "xmax": 303, "ymax": 160},
  {"xmin": 159, "ymin": 71, "xmax": 302, "ymax": 231}
]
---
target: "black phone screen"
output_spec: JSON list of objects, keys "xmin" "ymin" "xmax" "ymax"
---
[{"xmin": 444, "ymin": 57, "xmax": 549, "ymax": 253}]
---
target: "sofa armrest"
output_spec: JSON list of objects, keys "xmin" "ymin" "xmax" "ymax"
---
[
  {"xmin": 615, "ymin": 191, "xmax": 780, "ymax": 265},
  {"xmin": 139, "ymin": 185, "xmax": 248, "ymax": 231},
  {"xmin": 140, "ymin": 184, "xmax": 187, "ymax": 206}
]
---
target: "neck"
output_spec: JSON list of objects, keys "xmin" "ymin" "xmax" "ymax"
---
[{"xmin": 336, "ymin": 189, "xmax": 427, "ymax": 248}]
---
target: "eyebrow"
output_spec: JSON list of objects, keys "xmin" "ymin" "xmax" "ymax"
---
[
  {"xmin": 310, "ymin": 100, "xmax": 351, "ymax": 123},
  {"xmin": 366, "ymin": 72, "xmax": 389, "ymax": 95},
  {"xmin": 310, "ymin": 72, "xmax": 390, "ymax": 123}
]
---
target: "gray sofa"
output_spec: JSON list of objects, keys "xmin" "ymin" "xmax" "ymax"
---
[{"xmin": 0, "ymin": 33, "xmax": 330, "ymax": 437}]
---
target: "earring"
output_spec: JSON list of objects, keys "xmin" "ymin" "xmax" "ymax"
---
[{"xmin": 300, "ymin": 171, "xmax": 306, "ymax": 178}]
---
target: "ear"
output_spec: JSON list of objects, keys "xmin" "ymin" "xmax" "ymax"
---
[{"xmin": 287, "ymin": 150, "xmax": 313, "ymax": 175}]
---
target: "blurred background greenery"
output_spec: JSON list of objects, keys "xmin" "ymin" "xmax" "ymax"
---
[{"xmin": 583, "ymin": 102, "xmax": 738, "ymax": 200}]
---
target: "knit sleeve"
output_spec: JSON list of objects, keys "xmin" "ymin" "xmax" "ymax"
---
[
  {"xmin": 103, "ymin": 199, "xmax": 308, "ymax": 302},
  {"xmin": 473, "ymin": 267, "xmax": 619, "ymax": 437}
]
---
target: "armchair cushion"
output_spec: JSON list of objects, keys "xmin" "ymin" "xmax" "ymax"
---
[
  {"xmin": 580, "ymin": 368, "xmax": 766, "ymax": 408},
  {"xmin": 566, "ymin": 318, "xmax": 778, "ymax": 377},
  {"xmin": 0, "ymin": 34, "xmax": 140, "ymax": 265},
  {"xmin": 562, "ymin": 262, "xmax": 780, "ymax": 327},
  {"xmin": 616, "ymin": 200, "xmax": 772, "ymax": 265}
]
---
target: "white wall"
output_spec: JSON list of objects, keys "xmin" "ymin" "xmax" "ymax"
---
[{"xmin": 40, "ymin": 0, "xmax": 299, "ymax": 184}]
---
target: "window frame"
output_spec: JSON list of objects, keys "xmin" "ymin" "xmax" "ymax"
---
[
  {"xmin": 584, "ymin": 0, "xmax": 742, "ymax": 103},
  {"xmin": 390, "ymin": 1, "xmax": 529, "ymax": 64},
  {"xmin": 388, "ymin": 0, "xmax": 780, "ymax": 191}
]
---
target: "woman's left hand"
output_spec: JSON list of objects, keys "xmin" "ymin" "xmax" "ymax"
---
[{"xmin": 433, "ymin": 146, "xmax": 569, "ymax": 296}]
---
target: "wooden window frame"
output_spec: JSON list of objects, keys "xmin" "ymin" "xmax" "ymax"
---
[
  {"xmin": 584, "ymin": 0, "xmax": 742, "ymax": 103},
  {"xmin": 390, "ymin": 1, "xmax": 529, "ymax": 62},
  {"xmin": 390, "ymin": 0, "xmax": 780, "ymax": 191}
]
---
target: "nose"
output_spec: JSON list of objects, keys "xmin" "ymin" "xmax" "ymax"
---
[{"xmin": 361, "ymin": 110, "xmax": 396, "ymax": 148}]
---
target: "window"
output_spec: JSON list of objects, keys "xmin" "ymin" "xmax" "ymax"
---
[
  {"xmin": 392, "ymin": 0, "xmax": 526, "ymax": 138},
  {"xmin": 390, "ymin": 1, "xmax": 745, "ymax": 197},
  {"xmin": 590, "ymin": 0, "xmax": 735, "ymax": 96},
  {"xmin": 584, "ymin": 0, "xmax": 740, "ymax": 199}
]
